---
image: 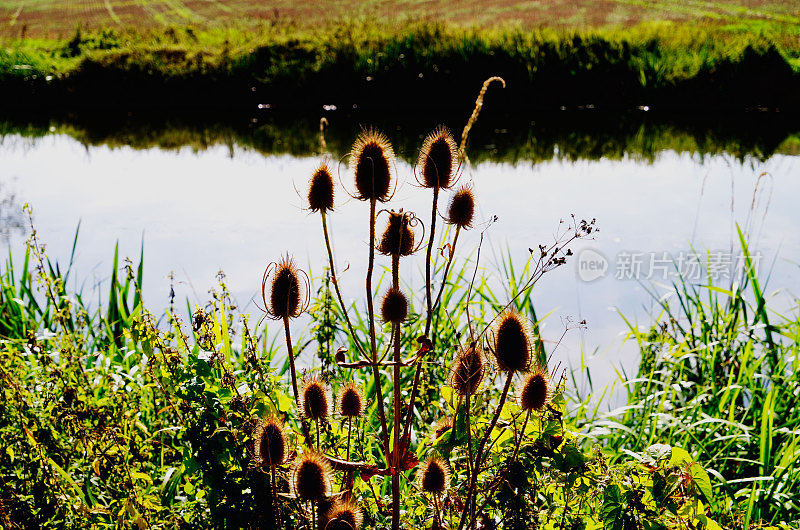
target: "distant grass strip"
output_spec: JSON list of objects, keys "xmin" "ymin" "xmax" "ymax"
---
[{"xmin": 0, "ymin": 20, "xmax": 799, "ymax": 111}]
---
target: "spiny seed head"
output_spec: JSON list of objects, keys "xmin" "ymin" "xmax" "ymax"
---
[
  {"xmin": 381, "ymin": 287, "xmax": 408, "ymax": 324},
  {"xmin": 291, "ymin": 452, "xmax": 332, "ymax": 501},
  {"xmin": 253, "ymin": 416, "xmax": 287, "ymax": 467},
  {"xmin": 301, "ymin": 375, "xmax": 331, "ymax": 420},
  {"xmin": 433, "ymin": 416, "xmax": 453, "ymax": 441},
  {"xmin": 350, "ymin": 128, "xmax": 394, "ymax": 202},
  {"xmin": 418, "ymin": 457, "xmax": 450, "ymax": 496},
  {"xmin": 450, "ymin": 344, "xmax": 485, "ymax": 396},
  {"xmin": 325, "ymin": 501, "xmax": 363, "ymax": 530},
  {"xmin": 377, "ymin": 210, "xmax": 416, "ymax": 257},
  {"xmin": 446, "ymin": 186, "xmax": 475, "ymax": 229},
  {"xmin": 491, "ymin": 311, "xmax": 533, "ymax": 373},
  {"xmin": 308, "ymin": 162, "xmax": 335, "ymax": 212},
  {"xmin": 519, "ymin": 367, "xmax": 551, "ymax": 412},
  {"xmin": 418, "ymin": 126, "xmax": 458, "ymax": 189},
  {"xmin": 338, "ymin": 381, "xmax": 364, "ymax": 418},
  {"xmin": 264, "ymin": 255, "xmax": 308, "ymax": 320}
]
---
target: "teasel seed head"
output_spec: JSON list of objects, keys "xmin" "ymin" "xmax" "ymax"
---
[
  {"xmin": 433, "ymin": 416, "xmax": 453, "ymax": 441},
  {"xmin": 417, "ymin": 126, "xmax": 458, "ymax": 189},
  {"xmin": 253, "ymin": 416, "xmax": 287, "ymax": 467},
  {"xmin": 377, "ymin": 209, "xmax": 417, "ymax": 257},
  {"xmin": 291, "ymin": 451, "xmax": 332, "ymax": 501},
  {"xmin": 380, "ymin": 286, "xmax": 408, "ymax": 324},
  {"xmin": 338, "ymin": 381, "xmax": 364, "ymax": 418},
  {"xmin": 490, "ymin": 311, "xmax": 533, "ymax": 373},
  {"xmin": 349, "ymin": 128, "xmax": 394, "ymax": 202},
  {"xmin": 262, "ymin": 255, "xmax": 309, "ymax": 320},
  {"xmin": 518, "ymin": 366, "xmax": 551, "ymax": 412},
  {"xmin": 324, "ymin": 500, "xmax": 363, "ymax": 530},
  {"xmin": 418, "ymin": 457, "xmax": 450, "ymax": 496},
  {"xmin": 301, "ymin": 375, "xmax": 331, "ymax": 421},
  {"xmin": 446, "ymin": 186, "xmax": 475, "ymax": 229},
  {"xmin": 450, "ymin": 343, "xmax": 485, "ymax": 396},
  {"xmin": 308, "ymin": 161, "xmax": 335, "ymax": 213}
]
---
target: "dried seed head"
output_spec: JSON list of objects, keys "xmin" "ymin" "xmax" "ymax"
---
[
  {"xmin": 491, "ymin": 311, "xmax": 533, "ymax": 373},
  {"xmin": 291, "ymin": 452, "xmax": 332, "ymax": 501},
  {"xmin": 338, "ymin": 381, "xmax": 364, "ymax": 418},
  {"xmin": 253, "ymin": 416, "xmax": 287, "ymax": 467},
  {"xmin": 433, "ymin": 416, "xmax": 453, "ymax": 441},
  {"xmin": 301, "ymin": 375, "xmax": 331, "ymax": 420},
  {"xmin": 380, "ymin": 287, "xmax": 408, "ymax": 324},
  {"xmin": 518, "ymin": 367, "xmax": 551, "ymax": 412},
  {"xmin": 308, "ymin": 162, "xmax": 335, "ymax": 212},
  {"xmin": 263, "ymin": 255, "xmax": 308, "ymax": 320},
  {"xmin": 418, "ymin": 126, "xmax": 458, "ymax": 189},
  {"xmin": 377, "ymin": 210, "xmax": 416, "ymax": 257},
  {"xmin": 446, "ymin": 186, "xmax": 475, "ymax": 229},
  {"xmin": 418, "ymin": 457, "xmax": 450, "ymax": 496},
  {"xmin": 350, "ymin": 129, "xmax": 394, "ymax": 202},
  {"xmin": 325, "ymin": 500, "xmax": 363, "ymax": 530},
  {"xmin": 450, "ymin": 343, "xmax": 485, "ymax": 396}
]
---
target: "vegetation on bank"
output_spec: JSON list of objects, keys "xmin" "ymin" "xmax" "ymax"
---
[{"xmin": 1, "ymin": 20, "xmax": 799, "ymax": 110}]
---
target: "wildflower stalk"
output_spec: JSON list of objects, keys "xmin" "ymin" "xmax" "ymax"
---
[
  {"xmin": 283, "ymin": 315, "xmax": 300, "ymax": 408},
  {"xmin": 366, "ymin": 197, "xmax": 391, "ymax": 458},
  {"xmin": 320, "ymin": 210, "xmax": 366, "ymax": 356},
  {"xmin": 457, "ymin": 373, "xmax": 514, "ymax": 530},
  {"xmin": 424, "ymin": 185, "xmax": 439, "ymax": 336},
  {"xmin": 391, "ymin": 251, "xmax": 402, "ymax": 530}
]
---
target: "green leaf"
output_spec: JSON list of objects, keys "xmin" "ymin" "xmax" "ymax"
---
[{"xmin": 688, "ymin": 462, "xmax": 713, "ymax": 502}]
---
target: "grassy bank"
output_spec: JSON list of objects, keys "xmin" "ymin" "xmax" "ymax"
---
[{"xmin": 1, "ymin": 20, "xmax": 799, "ymax": 111}]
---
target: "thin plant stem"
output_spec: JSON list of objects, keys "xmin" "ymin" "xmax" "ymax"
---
[
  {"xmin": 365, "ymin": 197, "xmax": 391, "ymax": 458},
  {"xmin": 432, "ymin": 225, "xmax": 461, "ymax": 312},
  {"xmin": 346, "ymin": 416, "xmax": 353, "ymax": 462},
  {"xmin": 283, "ymin": 315, "xmax": 300, "ymax": 407},
  {"xmin": 391, "ymin": 252, "xmax": 402, "ymax": 530},
  {"xmin": 315, "ymin": 420, "xmax": 320, "ymax": 452},
  {"xmin": 466, "ymin": 392, "xmax": 474, "ymax": 527},
  {"xmin": 320, "ymin": 211, "xmax": 366, "ymax": 357},
  {"xmin": 511, "ymin": 409, "xmax": 532, "ymax": 463},
  {"xmin": 457, "ymin": 373, "xmax": 514, "ymax": 530},
  {"xmin": 271, "ymin": 465, "xmax": 281, "ymax": 528},
  {"xmin": 425, "ymin": 185, "xmax": 439, "ymax": 337}
]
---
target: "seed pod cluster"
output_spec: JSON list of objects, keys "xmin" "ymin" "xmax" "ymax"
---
[
  {"xmin": 377, "ymin": 210, "xmax": 416, "ymax": 257},
  {"xmin": 418, "ymin": 457, "xmax": 450, "ymax": 496},
  {"xmin": 301, "ymin": 375, "xmax": 331, "ymax": 420},
  {"xmin": 308, "ymin": 162, "xmax": 335, "ymax": 213},
  {"xmin": 338, "ymin": 381, "xmax": 364, "ymax": 418},
  {"xmin": 350, "ymin": 129, "xmax": 394, "ymax": 202},
  {"xmin": 446, "ymin": 186, "xmax": 476, "ymax": 229},
  {"xmin": 291, "ymin": 452, "xmax": 332, "ymax": 501},
  {"xmin": 253, "ymin": 417, "xmax": 287, "ymax": 467},
  {"xmin": 418, "ymin": 126, "xmax": 458, "ymax": 189},
  {"xmin": 491, "ymin": 311, "xmax": 533, "ymax": 373},
  {"xmin": 450, "ymin": 343, "xmax": 485, "ymax": 396},
  {"xmin": 518, "ymin": 367, "xmax": 551, "ymax": 412},
  {"xmin": 381, "ymin": 287, "xmax": 408, "ymax": 324}
]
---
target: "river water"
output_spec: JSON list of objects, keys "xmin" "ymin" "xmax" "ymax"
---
[{"xmin": 1, "ymin": 111, "xmax": 798, "ymax": 405}]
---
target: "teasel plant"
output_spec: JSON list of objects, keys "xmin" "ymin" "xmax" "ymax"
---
[{"xmin": 261, "ymin": 75, "xmax": 597, "ymax": 529}]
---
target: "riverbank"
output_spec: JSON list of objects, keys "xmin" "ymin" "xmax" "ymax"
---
[{"xmin": 2, "ymin": 21, "xmax": 799, "ymax": 112}]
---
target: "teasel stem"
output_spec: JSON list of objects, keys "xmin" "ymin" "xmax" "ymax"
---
[
  {"xmin": 391, "ymin": 252, "xmax": 402, "ymax": 530},
  {"xmin": 346, "ymin": 416, "xmax": 353, "ymax": 462},
  {"xmin": 270, "ymin": 464, "xmax": 281, "ymax": 528},
  {"xmin": 366, "ymin": 197, "xmax": 391, "ymax": 459},
  {"xmin": 315, "ymin": 420, "xmax": 320, "ymax": 452},
  {"xmin": 320, "ymin": 210, "xmax": 366, "ymax": 357},
  {"xmin": 511, "ymin": 409, "xmax": 532, "ymax": 463},
  {"xmin": 466, "ymin": 392, "xmax": 475, "ymax": 528},
  {"xmin": 283, "ymin": 315, "xmax": 300, "ymax": 408},
  {"xmin": 457, "ymin": 373, "xmax": 514, "ymax": 530},
  {"xmin": 432, "ymin": 225, "xmax": 461, "ymax": 312},
  {"xmin": 424, "ymin": 185, "xmax": 439, "ymax": 337}
]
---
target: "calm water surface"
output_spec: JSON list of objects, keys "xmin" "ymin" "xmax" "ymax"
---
[{"xmin": 1, "ymin": 126, "xmax": 798, "ymax": 404}]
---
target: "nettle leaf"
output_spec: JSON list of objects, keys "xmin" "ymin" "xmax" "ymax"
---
[
  {"xmin": 601, "ymin": 484, "xmax": 625, "ymax": 530},
  {"xmin": 669, "ymin": 447, "xmax": 692, "ymax": 466},
  {"xmin": 688, "ymin": 462, "xmax": 713, "ymax": 502},
  {"xmin": 554, "ymin": 443, "xmax": 587, "ymax": 472},
  {"xmin": 645, "ymin": 443, "xmax": 672, "ymax": 464}
]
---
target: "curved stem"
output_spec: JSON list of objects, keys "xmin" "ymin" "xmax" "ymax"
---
[
  {"xmin": 457, "ymin": 373, "xmax": 514, "ymax": 530},
  {"xmin": 511, "ymin": 409, "xmax": 531, "ymax": 463},
  {"xmin": 320, "ymin": 211, "xmax": 366, "ymax": 357},
  {"xmin": 366, "ymin": 197, "xmax": 391, "ymax": 459},
  {"xmin": 424, "ymin": 185, "xmax": 439, "ymax": 337}
]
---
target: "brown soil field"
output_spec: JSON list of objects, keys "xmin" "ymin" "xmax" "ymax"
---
[{"xmin": 1, "ymin": 0, "xmax": 798, "ymax": 39}]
